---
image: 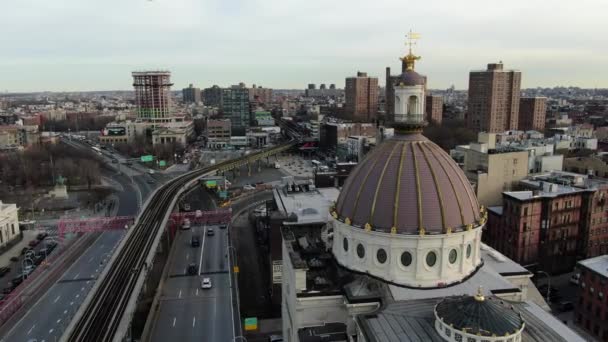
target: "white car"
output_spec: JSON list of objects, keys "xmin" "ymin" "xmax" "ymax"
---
[
  {"xmin": 201, "ymin": 277, "xmax": 212, "ymax": 289},
  {"xmin": 243, "ymin": 184, "xmax": 255, "ymax": 191},
  {"xmin": 570, "ymin": 273, "xmax": 580, "ymax": 285}
]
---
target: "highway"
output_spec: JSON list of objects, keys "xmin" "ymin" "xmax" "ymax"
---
[
  {"xmin": 150, "ymin": 224, "xmax": 233, "ymax": 342},
  {"xmin": 1, "ymin": 231, "xmax": 124, "ymax": 342}
]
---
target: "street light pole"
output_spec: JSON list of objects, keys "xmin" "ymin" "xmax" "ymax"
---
[{"xmin": 537, "ymin": 271, "xmax": 551, "ymax": 302}]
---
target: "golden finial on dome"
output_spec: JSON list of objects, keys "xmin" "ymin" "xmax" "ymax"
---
[
  {"xmin": 474, "ymin": 286, "xmax": 485, "ymax": 302},
  {"xmin": 419, "ymin": 226, "xmax": 426, "ymax": 236},
  {"xmin": 400, "ymin": 29, "xmax": 421, "ymax": 71},
  {"xmin": 331, "ymin": 211, "xmax": 338, "ymax": 219},
  {"xmin": 391, "ymin": 226, "xmax": 397, "ymax": 234}
]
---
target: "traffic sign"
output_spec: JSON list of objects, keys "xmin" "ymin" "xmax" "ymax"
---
[
  {"xmin": 140, "ymin": 155, "xmax": 154, "ymax": 162},
  {"xmin": 233, "ymin": 266, "xmax": 239, "ymax": 273},
  {"xmin": 159, "ymin": 160, "xmax": 166, "ymax": 167},
  {"xmin": 244, "ymin": 317, "xmax": 257, "ymax": 331}
]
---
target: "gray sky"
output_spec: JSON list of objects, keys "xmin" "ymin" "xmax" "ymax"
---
[{"xmin": 1, "ymin": 0, "xmax": 607, "ymax": 92}]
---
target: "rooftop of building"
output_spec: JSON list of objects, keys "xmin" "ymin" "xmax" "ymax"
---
[
  {"xmin": 272, "ymin": 181, "xmax": 337, "ymax": 225},
  {"xmin": 357, "ymin": 297, "xmax": 583, "ymax": 342},
  {"xmin": 577, "ymin": 255, "xmax": 608, "ymax": 278},
  {"xmin": 298, "ymin": 323, "xmax": 348, "ymax": 342},
  {"xmin": 0, "ymin": 201, "xmax": 17, "ymax": 213}
]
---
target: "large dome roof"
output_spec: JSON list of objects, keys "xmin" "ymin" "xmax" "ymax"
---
[{"xmin": 334, "ymin": 133, "xmax": 480, "ymax": 235}]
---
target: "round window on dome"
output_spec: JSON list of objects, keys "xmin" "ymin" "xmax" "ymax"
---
[
  {"xmin": 449, "ymin": 249, "xmax": 457, "ymax": 264},
  {"xmin": 400, "ymin": 251, "xmax": 412, "ymax": 267},
  {"xmin": 426, "ymin": 251, "xmax": 437, "ymax": 267},
  {"xmin": 356, "ymin": 244, "xmax": 365, "ymax": 259},
  {"xmin": 343, "ymin": 238, "xmax": 348, "ymax": 252},
  {"xmin": 376, "ymin": 249, "xmax": 387, "ymax": 264},
  {"xmin": 466, "ymin": 244, "xmax": 472, "ymax": 258}
]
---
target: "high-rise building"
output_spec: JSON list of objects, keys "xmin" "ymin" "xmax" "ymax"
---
[
  {"xmin": 202, "ymin": 85, "xmax": 223, "ymax": 108},
  {"xmin": 518, "ymin": 97, "xmax": 547, "ymax": 131},
  {"xmin": 221, "ymin": 85, "xmax": 250, "ymax": 136},
  {"xmin": 467, "ymin": 62, "xmax": 521, "ymax": 133},
  {"xmin": 132, "ymin": 71, "xmax": 173, "ymax": 120},
  {"xmin": 248, "ymin": 85, "xmax": 273, "ymax": 106},
  {"xmin": 345, "ymin": 72, "xmax": 378, "ymax": 122},
  {"xmin": 182, "ymin": 84, "xmax": 201, "ymax": 104},
  {"xmin": 425, "ymin": 94, "xmax": 443, "ymax": 125}
]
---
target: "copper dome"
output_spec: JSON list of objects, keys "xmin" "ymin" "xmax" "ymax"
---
[
  {"xmin": 334, "ymin": 133, "xmax": 481, "ymax": 235},
  {"xmin": 395, "ymin": 70, "xmax": 425, "ymax": 86}
]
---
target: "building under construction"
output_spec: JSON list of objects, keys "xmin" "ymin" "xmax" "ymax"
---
[{"xmin": 132, "ymin": 71, "xmax": 173, "ymax": 120}]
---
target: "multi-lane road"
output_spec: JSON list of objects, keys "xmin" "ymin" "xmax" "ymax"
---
[
  {"xmin": 151, "ymin": 224, "xmax": 234, "ymax": 342},
  {"xmin": 1, "ymin": 231, "xmax": 124, "ymax": 342}
]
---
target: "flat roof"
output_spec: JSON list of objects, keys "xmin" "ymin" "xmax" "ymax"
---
[
  {"xmin": 578, "ymin": 255, "xmax": 608, "ymax": 278},
  {"xmin": 273, "ymin": 185, "xmax": 338, "ymax": 225}
]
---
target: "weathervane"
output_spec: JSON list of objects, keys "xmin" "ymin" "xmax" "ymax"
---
[{"xmin": 401, "ymin": 30, "xmax": 421, "ymax": 71}]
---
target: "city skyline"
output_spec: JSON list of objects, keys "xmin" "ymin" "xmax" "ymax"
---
[{"xmin": 1, "ymin": 0, "xmax": 607, "ymax": 92}]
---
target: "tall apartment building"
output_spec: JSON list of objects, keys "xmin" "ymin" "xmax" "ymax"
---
[
  {"xmin": 518, "ymin": 97, "xmax": 547, "ymax": 131},
  {"xmin": 182, "ymin": 84, "xmax": 201, "ymax": 104},
  {"xmin": 344, "ymin": 72, "xmax": 378, "ymax": 122},
  {"xmin": 574, "ymin": 255, "xmax": 608, "ymax": 341},
  {"xmin": 0, "ymin": 201, "xmax": 20, "ymax": 248},
  {"xmin": 467, "ymin": 62, "xmax": 521, "ymax": 133},
  {"xmin": 485, "ymin": 171, "xmax": 608, "ymax": 274},
  {"xmin": 221, "ymin": 85, "xmax": 250, "ymax": 136},
  {"xmin": 425, "ymin": 94, "xmax": 443, "ymax": 124},
  {"xmin": 132, "ymin": 71, "xmax": 173, "ymax": 120},
  {"xmin": 249, "ymin": 85, "xmax": 273, "ymax": 106},
  {"xmin": 202, "ymin": 85, "xmax": 223, "ymax": 107}
]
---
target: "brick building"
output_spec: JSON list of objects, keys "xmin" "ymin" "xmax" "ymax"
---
[
  {"xmin": 467, "ymin": 62, "xmax": 521, "ymax": 133},
  {"xmin": 344, "ymin": 72, "xmax": 378, "ymax": 122},
  {"xmin": 485, "ymin": 171, "xmax": 608, "ymax": 274},
  {"xmin": 518, "ymin": 97, "xmax": 547, "ymax": 131},
  {"xmin": 574, "ymin": 255, "xmax": 608, "ymax": 341},
  {"xmin": 425, "ymin": 94, "xmax": 443, "ymax": 125}
]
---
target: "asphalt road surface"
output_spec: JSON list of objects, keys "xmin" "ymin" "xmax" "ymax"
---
[
  {"xmin": 150, "ymin": 224, "xmax": 234, "ymax": 342},
  {"xmin": 1, "ymin": 231, "xmax": 124, "ymax": 342}
]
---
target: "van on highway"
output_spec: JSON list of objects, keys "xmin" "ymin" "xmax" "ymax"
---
[{"xmin": 181, "ymin": 219, "xmax": 191, "ymax": 230}]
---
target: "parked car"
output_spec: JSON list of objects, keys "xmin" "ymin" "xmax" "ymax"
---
[
  {"xmin": 36, "ymin": 232, "xmax": 48, "ymax": 240},
  {"xmin": 11, "ymin": 276, "xmax": 23, "ymax": 287},
  {"xmin": 558, "ymin": 301, "xmax": 575, "ymax": 312},
  {"xmin": 207, "ymin": 228, "xmax": 215, "ymax": 237},
  {"xmin": 243, "ymin": 184, "xmax": 255, "ymax": 191},
  {"xmin": 187, "ymin": 263, "xmax": 198, "ymax": 276},
  {"xmin": 21, "ymin": 247, "xmax": 32, "ymax": 255},
  {"xmin": 9, "ymin": 256, "xmax": 19, "ymax": 262},
  {"xmin": 569, "ymin": 273, "xmax": 580, "ymax": 285},
  {"xmin": 28, "ymin": 240, "xmax": 40, "ymax": 247},
  {"xmin": 0, "ymin": 267, "xmax": 10, "ymax": 278},
  {"xmin": 2, "ymin": 288, "xmax": 12, "ymax": 295},
  {"xmin": 201, "ymin": 277, "xmax": 212, "ymax": 289},
  {"xmin": 191, "ymin": 236, "xmax": 200, "ymax": 247}
]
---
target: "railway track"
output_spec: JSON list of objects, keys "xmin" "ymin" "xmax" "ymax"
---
[{"xmin": 64, "ymin": 138, "xmax": 297, "ymax": 342}]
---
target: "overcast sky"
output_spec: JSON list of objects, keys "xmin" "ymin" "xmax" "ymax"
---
[{"xmin": 1, "ymin": 0, "xmax": 607, "ymax": 92}]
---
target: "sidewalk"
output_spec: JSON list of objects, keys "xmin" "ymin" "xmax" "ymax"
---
[{"xmin": 0, "ymin": 229, "xmax": 42, "ymax": 268}]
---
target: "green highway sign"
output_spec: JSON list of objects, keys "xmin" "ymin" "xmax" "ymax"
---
[
  {"xmin": 159, "ymin": 160, "xmax": 166, "ymax": 167},
  {"xmin": 140, "ymin": 155, "xmax": 154, "ymax": 162}
]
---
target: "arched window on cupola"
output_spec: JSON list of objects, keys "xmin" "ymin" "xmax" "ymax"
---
[{"xmin": 408, "ymin": 95, "xmax": 418, "ymax": 115}]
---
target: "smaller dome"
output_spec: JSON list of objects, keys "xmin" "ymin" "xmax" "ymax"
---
[
  {"xmin": 435, "ymin": 294, "xmax": 525, "ymax": 338},
  {"xmin": 395, "ymin": 70, "xmax": 425, "ymax": 86}
]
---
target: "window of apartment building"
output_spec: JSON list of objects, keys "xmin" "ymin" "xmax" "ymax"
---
[
  {"xmin": 523, "ymin": 207, "xmax": 528, "ymax": 216},
  {"xmin": 11, "ymin": 224, "xmax": 14, "ymax": 235}
]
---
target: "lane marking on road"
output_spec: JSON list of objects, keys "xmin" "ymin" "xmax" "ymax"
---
[
  {"xmin": 172, "ymin": 317, "xmax": 176, "ymax": 327},
  {"xmin": 64, "ymin": 310, "xmax": 68, "ymax": 314},
  {"xmin": 86, "ymin": 281, "xmax": 90, "ymax": 284},
  {"xmin": 192, "ymin": 316, "xmax": 196, "ymax": 328},
  {"xmin": 57, "ymin": 319, "xmax": 61, "ymax": 324},
  {"xmin": 88, "ymin": 256, "xmax": 94, "ymax": 263},
  {"xmin": 178, "ymin": 290, "xmax": 182, "ymax": 299},
  {"xmin": 49, "ymin": 329, "xmax": 54, "ymax": 334},
  {"xmin": 53, "ymin": 295, "xmax": 61, "ymax": 303},
  {"xmin": 186, "ymin": 253, "xmax": 189, "ymax": 260},
  {"xmin": 27, "ymin": 324, "xmax": 36, "ymax": 335},
  {"xmin": 70, "ymin": 301, "xmax": 74, "ymax": 306},
  {"xmin": 76, "ymin": 294, "xmax": 80, "ymax": 299},
  {"xmin": 73, "ymin": 273, "xmax": 80, "ymax": 280},
  {"xmin": 81, "ymin": 287, "xmax": 85, "ymax": 291},
  {"xmin": 199, "ymin": 225, "xmax": 206, "ymax": 275},
  {"xmin": 196, "ymin": 288, "xmax": 199, "ymax": 296}
]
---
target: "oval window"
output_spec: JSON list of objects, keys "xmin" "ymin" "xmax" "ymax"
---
[
  {"xmin": 401, "ymin": 251, "xmax": 412, "ymax": 267},
  {"xmin": 449, "ymin": 249, "xmax": 457, "ymax": 264},
  {"xmin": 376, "ymin": 249, "xmax": 387, "ymax": 264},
  {"xmin": 343, "ymin": 238, "xmax": 349, "ymax": 252},
  {"xmin": 356, "ymin": 243, "xmax": 365, "ymax": 259},
  {"xmin": 466, "ymin": 244, "xmax": 472, "ymax": 258},
  {"xmin": 426, "ymin": 251, "xmax": 437, "ymax": 267}
]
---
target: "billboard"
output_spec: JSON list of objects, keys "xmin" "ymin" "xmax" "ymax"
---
[{"xmin": 102, "ymin": 127, "xmax": 126, "ymax": 136}]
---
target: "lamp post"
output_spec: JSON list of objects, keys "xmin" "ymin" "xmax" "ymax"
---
[{"xmin": 537, "ymin": 271, "xmax": 551, "ymax": 302}]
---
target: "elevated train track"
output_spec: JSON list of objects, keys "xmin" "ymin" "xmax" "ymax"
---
[{"xmin": 63, "ymin": 134, "xmax": 298, "ymax": 342}]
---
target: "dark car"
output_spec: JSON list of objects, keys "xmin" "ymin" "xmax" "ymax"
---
[
  {"xmin": 11, "ymin": 276, "xmax": 23, "ymax": 288},
  {"xmin": 191, "ymin": 236, "xmax": 200, "ymax": 247},
  {"xmin": 2, "ymin": 288, "xmax": 12, "ymax": 295},
  {"xmin": 0, "ymin": 267, "xmax": 10, "ymax": 278},
  {"xmin": 125, "ymin": 161, "xmax": 133, "ymax": 166},
  {"xmin": 111, "ymin": 159, "xmax": 118, "ymax": 163},
  {"xmin": 146, "ymin": 179, "xmax": 156, "ymax": 184},
  {"xmin": 558, "ymin": 301, "xmax": 575, "ymax": 312},
  {"xmin": 9, "ymin": 256, "xmax": 19, "ymax": 262},
  {"xmin": 21, "ymin": 247, "xmax": 32, "ymax": 255},
  {"xmin": 28, "ymin": 240, "xmax": 40, "ymax": 247},
  {"xmin": 206, "ymin": 228, "xmax": 215, "ymax": 237},
  {"xmin": 187, "ymin": 263, "xmax": 198, "ymax": 276},
  {"xmin": 36, "ymin": 232, "xmax": 48, "ymax": 240},
  {"xmin": 219, "ymin": 224, "xmax": 227, "ymax": 229}
]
